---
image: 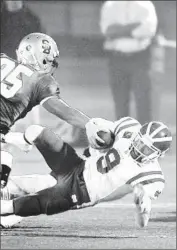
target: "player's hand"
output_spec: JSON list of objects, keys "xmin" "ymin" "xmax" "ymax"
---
[
  {"xmin": 134, "ymin": 184, "xmax": 151, "ymax": 228},
  {"xmin": 5, "ymin": 132, "xmax": 33, "ymax": 153},
  {"xmin": 85, "ymin": 118, "xmax": 112, "ymax": 149}
]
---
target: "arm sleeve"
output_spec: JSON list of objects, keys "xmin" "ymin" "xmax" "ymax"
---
[
  {"xmin": 143, "ymin": 181, "xmax": 165, "ymax": 200},
  {"xmin": 34, "ymin": 75, "xmax": 60, "ymax": 105}
]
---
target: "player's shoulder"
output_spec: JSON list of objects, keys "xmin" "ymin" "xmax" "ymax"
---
[
  {"xmin": 1, "ymin": 53, "xmax": 35, "ymax": 73},
  {"xmin": 36, "ymin": 73, "xmax": 58, "ymax": 89},
  {"xmin": 113, "ymin": 116, "xmax": 141, "ymax": 139},
  {"xmin": 1, "ymin": 53, "xmax": 17, "ymax": 63},
  {"xmin": 127, "ymin": 159, "xmax": 164, "ymax": 186},
  {"xmin": 143, "ymin": 159, "xmax": 162, "ymax": 173},
  {"xmin": 33, "ymin": 73, "xmax": 60, "ymax": 103}
]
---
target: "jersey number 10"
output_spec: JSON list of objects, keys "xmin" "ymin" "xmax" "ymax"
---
[{"xmin": 1, "ymin": 57, "xmax": 33, "ymax": 98}]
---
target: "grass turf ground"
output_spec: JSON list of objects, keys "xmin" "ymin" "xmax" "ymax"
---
[{"xmin": 1, "ymin": 205, "xmax": 176, "ymax": 249}]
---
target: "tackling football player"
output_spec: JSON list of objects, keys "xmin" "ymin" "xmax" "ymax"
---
[
  {"xmin": 0, "ymin": 32, "xmax": 106, "ymax": 188},
  {"xmin": 0, "ymin": 117, "xmax": 172, "ymax": 228}
]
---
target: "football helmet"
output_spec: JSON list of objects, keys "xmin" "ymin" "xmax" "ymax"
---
[
  {"xmin": 130, "ymin": 121, "xmax": 172, "ymax": 163},
  {"xmin": 16, "ymin": 33, "xmax": 59, "ymax": 74}
]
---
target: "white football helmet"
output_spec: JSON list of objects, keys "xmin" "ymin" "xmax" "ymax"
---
[
  {"xmin": 16, "ymin": 33, "xmax": 59, "ymax": 74},
  {"xmin": 130, "ymin": 121, "xmax": 172, "ymax": 163}
]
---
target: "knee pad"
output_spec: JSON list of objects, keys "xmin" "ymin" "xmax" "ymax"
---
[{"xmin": 24, "ymin": 125, "xmax": 44, "ymax": 144}]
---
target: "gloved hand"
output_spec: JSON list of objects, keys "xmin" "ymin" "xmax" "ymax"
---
[{"xmin": 85, "ymin": 118, "xmax": 114, "ymax": 149}]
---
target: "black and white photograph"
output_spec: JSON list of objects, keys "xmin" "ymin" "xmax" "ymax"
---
[{"xmin": 0, "ymin": 1, "xmax": 176, "ymax": 249}]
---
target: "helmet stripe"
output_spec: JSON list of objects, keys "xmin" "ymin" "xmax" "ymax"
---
[
  {"xmin": 152, "ymin": 136, "xmax": 172, "ymax": 142},
  {"xmin": 146, "ymin": 121, "xmax": 153, "ymax": 135},
  {"xmin": 150, "ymin": 123, "xmax": 167, "ymax": 138}
]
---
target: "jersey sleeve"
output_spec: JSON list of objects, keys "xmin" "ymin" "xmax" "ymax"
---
[
  {"xmin": 34, "ymin": 74, "xmax": 60, "ymax": 105},
  {"xmin": 126, "ymin": 161, "xmax": 165, "ymax": 200},
  {"xmin": 113, "ymin": 116, "xmax": 141, "ymax": 141},
  {"xmin": 143, "ymin": 181, "xmax": 165, "ymax": 200}
]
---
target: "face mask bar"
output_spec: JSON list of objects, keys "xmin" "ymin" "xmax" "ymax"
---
[{"xmin": 130, "ymin": 133, "xmax": 161, "ymax": 163}]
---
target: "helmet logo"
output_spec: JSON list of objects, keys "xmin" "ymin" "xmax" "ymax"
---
[{"xmin": 42, "ymin": 39, "xmax": 51, "ymax": 55}]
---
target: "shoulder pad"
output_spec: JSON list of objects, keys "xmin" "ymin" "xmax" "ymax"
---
[{"xmin": 113, "ymin": 117, "xmax": 141, "ymax": 139}]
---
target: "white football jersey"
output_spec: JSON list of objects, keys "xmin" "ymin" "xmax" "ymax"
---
[{"xmin": 83, "ymin": 117, "xmax": 165, "ymax": 204}]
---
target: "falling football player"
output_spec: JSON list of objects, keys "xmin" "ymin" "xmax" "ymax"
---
[{"xmin": 0, "ymin": 117, "xmax": 172, "ymax": 228}]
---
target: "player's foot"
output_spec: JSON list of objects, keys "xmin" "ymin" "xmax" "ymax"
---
[
  {"xmin": 0, "ymin": 214, "xmax": 23, "ymax": 229},
  {"xmin": 133, "ymin": 184, "xmax": 152, "ymax": 228}
]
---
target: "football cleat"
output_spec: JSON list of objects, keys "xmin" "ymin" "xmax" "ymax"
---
[{"xmin": 133, "ymin": 184, "xmax": 152, "ymax": 228}]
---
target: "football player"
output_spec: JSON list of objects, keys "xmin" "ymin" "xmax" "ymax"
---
[
  {"xmin": 0, "ymin": 32, "xmax": 106, "ymax": 188},
  {"xmin": 0, "ymin": 117, "xmax": 172, "ymax": 228}
]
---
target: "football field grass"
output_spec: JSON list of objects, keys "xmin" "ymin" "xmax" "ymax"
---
[{"xmin": 1, "ymin": 205, "xmax": 176, "ymax": 249}]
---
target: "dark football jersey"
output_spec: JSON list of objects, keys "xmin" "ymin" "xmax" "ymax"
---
[{"xmin": 0, "ymin": 54, "xmax": 60, "ymax": 134}]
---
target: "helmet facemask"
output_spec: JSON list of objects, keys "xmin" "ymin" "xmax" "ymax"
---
[{"xmin": 129, "ymin": 133, "xmax": 161, "ymax": 164}]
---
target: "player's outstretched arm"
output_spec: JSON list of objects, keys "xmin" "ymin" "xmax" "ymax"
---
[
  {"xmin": 42, "ymin": 97, "xmax": 106, "ymax": 148},
  {"xmin": 42, "ymin": 97, "xmax": 89, "ymax": 129}
]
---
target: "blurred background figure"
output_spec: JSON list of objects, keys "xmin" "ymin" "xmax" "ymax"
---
[
  {"xmin": 1, "ymin": 0, "xmax": 44, "ymax": 58},
  {"xmin": 100, "ymin": 1, "xmax": 158, "ymax": 124}
]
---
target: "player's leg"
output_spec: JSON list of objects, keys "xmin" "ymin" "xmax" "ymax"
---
[
  {"xmin": 1, "ymin": 174, "xmax": 57, "ymax": 200},
  {"xmin": 133, "ymin": 184, "xmax": 152, "ymax": 228},
  {"xmin": 0, "ymin": 173, "xmax": 57, "ymax": 228},
  {"xmin": 1, "ymin": 184, "xmax": 74, "ymax": 217},
  {"xmin": 1, "ymin": 130, "xmax": 33, "ymax": 188},
  {"xmin": 24, "ymin": 124, "xmax": 83, "ymax": 177}
]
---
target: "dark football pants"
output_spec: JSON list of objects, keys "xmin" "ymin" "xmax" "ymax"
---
[{"xmin": 13, "ymin": 128, "xmax": 90, "ymax": 216}]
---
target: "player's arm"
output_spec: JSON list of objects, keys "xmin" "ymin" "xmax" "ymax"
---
[
  {"xmin": 99, "ymin": 184, "xmax": 133, "ymax": 203},
  {"xmin": 36, "ymin": 76, "xmax": 106, "ymax": 147},
  {"xmin": 104, "ymin": 23, "xmax": 141, "ymax": 40},
  {"xmin": 42, "ymin": 97, "xmax": 89, "ymax": 129},
  {"xmin": 133, "ymin": 177, "xmax": 165, "ymax": 227},
  {"xmin": 42, "ymin": 98, "xmax": 107, "ymax": 148}
]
